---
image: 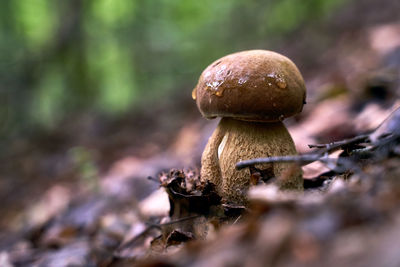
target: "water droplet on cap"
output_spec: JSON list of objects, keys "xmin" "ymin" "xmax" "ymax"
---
[
  {"xmin": 276, "ymin": 79, "xmax": 287, "ymax": 89},
  {"xmin": 238, "ymin": 77, "xmax": 247, "ymax": 85},
  {"xmin": 267, "ymin": 72, "xmax": 287, "ymax": 89},
  {"xmin": 206, "ymin": 80, "xmax": 225, "ymax": 97}
]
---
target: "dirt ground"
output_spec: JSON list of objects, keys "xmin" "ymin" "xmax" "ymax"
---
[{"xmin": 0, "ymin": 0, "xmax": 399, "ymax": 265}]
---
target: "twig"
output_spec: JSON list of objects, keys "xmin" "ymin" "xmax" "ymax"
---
[
  {"xmin": 114, "ymin": 215, "xmax": 201, "ymax": 256},
  {"xmin": 147, "ymin": 176, "xmax": 161, "ymax": 183},
  {"xmin": 308, "ymin": 134, "xmax": 370, "ymax": 152},
  {"xmin": 232, "ymin": 215, "xmax": 242, "ymax": 225},
  {"xmin": 236, "ymin": 133, "xmax": 371, "ymax": 170},
  {"xmin": 236, "ymin": 154, "xmax": 323, "ymax": 170},
  {"xmin": 168, "ymin": 187, "xmax": 195, "ymax": 198},
  {"xmin": 235, "ymin": 109, "xmax": 400, "ymax": 189},
  {"xmin": 146, "ymin": 215, "xmax": 201, "ymax": 228},
  {"xmin": 114, "ymin": 226, "xmax": 155, "ymax": 256}
]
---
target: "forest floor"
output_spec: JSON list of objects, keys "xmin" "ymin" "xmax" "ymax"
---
[{"xmin": 1, "ymin": 0, "xmax": 400, "ymax": 266}]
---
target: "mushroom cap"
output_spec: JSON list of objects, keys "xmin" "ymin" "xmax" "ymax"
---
[{"xmin": 193, "ymin": 50, "xmax": 306, "ymax": 122}]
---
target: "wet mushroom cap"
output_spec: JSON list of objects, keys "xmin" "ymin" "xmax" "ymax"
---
[{"xmin": 193, "ymin": 50, "xmax": 306, "ymax": 122}]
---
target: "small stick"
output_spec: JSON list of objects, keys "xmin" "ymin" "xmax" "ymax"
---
[
  {"xmin": 308, "ymin": 134, "xmax": 370, "ymax": 151},
  {"xmin": 115, "ymin": 215, "xmax": 201, "ymax": 255},
  {"xmin": 147, "ymin": 176, "xmax": 161, "ymax": 183},
  {"xmin": 146, "ymin": 215, "xmax": 201, "ymax": 228},
  {"xmin": 232, "ymin": 215, "xmax": 242, "ymax": 225},
  {"xmin": 236, "ymin": 154, "xmax": 322, "ymax": 170},
  {"xmin": 236, "ymin": 134, "xmax": 371, "ymax": 170}
]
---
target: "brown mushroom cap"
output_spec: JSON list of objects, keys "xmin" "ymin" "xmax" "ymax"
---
[{"xmin": 193, "ymin": 50, "xmax": 306, "ymax": 122}]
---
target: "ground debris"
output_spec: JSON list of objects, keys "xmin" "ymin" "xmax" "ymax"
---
[
  {"xmin": 109, "ymin": 169, "xmax": 229, "ymax": 266},
  {"xmin": 237, "ymin": 107, "xmax": 400, "ymax": 190},
  {"xmin": 4, "ymin": 116, "xmax": 400, "ymax": 266},
  {"xmin": 144, "ymin": 156, "xmax": 400, "ymax": 267},
  {"xmin": 116, "ymin": 108, "xmax": 400, "ymax": 266},
  {"xmin": 159, "ymin": 169, "xmax": 221, "ymax": 217}
]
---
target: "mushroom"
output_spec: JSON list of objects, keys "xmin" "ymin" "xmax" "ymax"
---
[{"xmin": 192, "ymin": 50, "xmax": 306, "ymax": 204}]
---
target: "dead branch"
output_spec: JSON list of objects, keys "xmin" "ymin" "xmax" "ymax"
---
[
  {"xmin": 308, "ymin": 134, "xmax": 370, "ymax": 152},
  {"xmin": 236, "ymin": 154, "xmax": 322, "ymax": 170}
]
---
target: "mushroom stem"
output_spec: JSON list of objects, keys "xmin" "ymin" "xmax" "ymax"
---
[
  {"xmin": 200, "ymin": 119, "xmax": 226, "ymax": 189},
  {"xmin": 201, "ymin": 118, "xmax": 302, "ymax": 204}
]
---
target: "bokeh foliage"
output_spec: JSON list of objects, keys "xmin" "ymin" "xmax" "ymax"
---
[{"xmin": 0, "ymin": 0, "xmax": 346, "ymax": 136}]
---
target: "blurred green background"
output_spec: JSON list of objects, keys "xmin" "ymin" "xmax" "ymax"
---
[{"xmin": 0, "ymin": 0, "xmax": 347, "ymax": 139}]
